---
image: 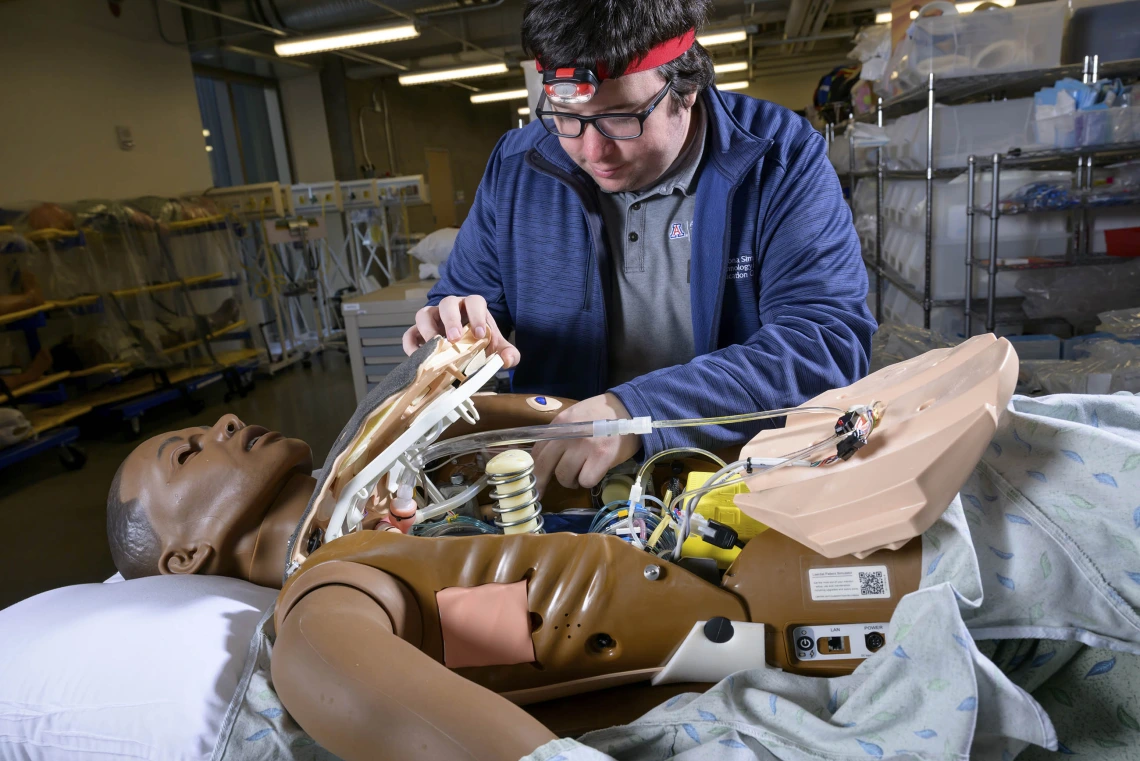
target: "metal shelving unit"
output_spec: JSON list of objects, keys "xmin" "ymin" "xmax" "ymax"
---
[
  {"xmin": 848, "ymin": 56, "xmax": 1140, "ymax": 333},
  {"xmin": 964, "ymin": 58, "xmax": 1140, "ymax": 334}
]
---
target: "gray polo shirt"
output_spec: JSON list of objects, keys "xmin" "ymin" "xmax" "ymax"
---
[{"xmin": 597, "ymin": 102, "xmax": 707, "ymax": 387}]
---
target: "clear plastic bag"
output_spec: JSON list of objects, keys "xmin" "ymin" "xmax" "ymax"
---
[
  {"xmin": 1016, "ymin": 260, "xmax": 1140, "ymax": 325},
  {"xmin": 1097, "ymin": 308, "xmax": 1140, "ymax": 336},
  {"xmin": 1022, "ymin": 355, "xmax": 1140, "ymax": 395},
  {"xmin": 870, "ymin": 321, "xmax": 959, "ymax": 372}
]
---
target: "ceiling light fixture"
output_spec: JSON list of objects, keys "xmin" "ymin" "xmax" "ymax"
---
[
  {"xmin": 717, "ymin": 80, "xmax": 750, "ymax": 91},
  {"xmin": 399, "ymin": 63, "xmax": 509, "ymax": 86},
  {"xmin": 518, "ymin": 107, "xmax": 530, "ymax": 116},
  {"xmin": 713, "ymin": 61, "xmax": 748, "ymax": 74},
  {"xmin": 274, "ymin": 22, "xmax": 419, "ymax": 57},
  {"xmin": 470, "ymin": 88, "xmax": 529, "ymax": 104},
  {"xmin": 697, "ymin": 30, "xmax": 748, "ymax": 47},
  {"xmin": 875, "ymin": 11, "xmax": 892, "ymax": 23}
]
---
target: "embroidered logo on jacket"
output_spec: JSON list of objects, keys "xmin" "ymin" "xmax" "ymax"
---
[{"xmin": 669, "ymin": 222, "xmax": 687, "ymax": 239}]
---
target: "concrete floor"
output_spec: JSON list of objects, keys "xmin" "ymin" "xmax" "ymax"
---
[{"xmin": 0, "ymin": 354, "xmax": 358, "ymax": 610}]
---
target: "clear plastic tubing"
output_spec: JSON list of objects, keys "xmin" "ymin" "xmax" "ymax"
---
[
  {"xmin": 416, "ymin": 474, "xmax": 490, "ymax": 523},
  {"xmin": 419, "ymin": 417, "xmax": 652, "ymax": 467},
  {"xmin": 417, "ymin": 406, "xmax": 844, "ymax": 471}
]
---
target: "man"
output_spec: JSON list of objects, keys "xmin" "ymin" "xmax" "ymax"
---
[{"xmin": 403, "ymin": 0, "xmax": 874, "ymax": 494}]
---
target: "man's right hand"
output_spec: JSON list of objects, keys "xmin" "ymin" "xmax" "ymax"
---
[{"xmin": 402, "ymin": 295, "xmax": 520, "ymax": 369}]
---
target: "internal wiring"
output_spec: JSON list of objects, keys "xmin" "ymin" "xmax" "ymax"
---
[
  {"xmin": 667, "ymin": 404, "xmax": 883, "ymax": 560},
  {"xmin": 406, "ymin": 403, "xmax": 883, "ymax": 559}
]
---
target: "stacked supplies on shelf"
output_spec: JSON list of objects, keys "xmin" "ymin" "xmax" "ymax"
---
[
  {"xmin": 1019, "ymin": 309, "xmax": 1140, "ymax": 395},
  {"xmin": 881, "ymin": 2, "xmax": 1065, "ymax": 98},
  {"xmin": 1033, "ymin": 77, "xmax": 1139, "ymax": 149},
  {"xmin": 856, "ymin": 168, "xmax": 1073, "ymax": 336}
]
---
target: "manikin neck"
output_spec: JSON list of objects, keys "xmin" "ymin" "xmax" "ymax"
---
[{"xmin": 242, "ymin": 471, "xmax": 316, "ymax": 588}]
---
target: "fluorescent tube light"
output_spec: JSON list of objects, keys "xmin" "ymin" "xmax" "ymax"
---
[
  {"xmin": 698, "ymin": 30, "xmax": 747, "ymax": 47},
  {"xmin": 470, "ymin": 88, "xmax": 530, "ymax": 104},
  {"xmin": 714, "ymin": 61, "xmax": 748, "ymax": 74},
  {"xmin": 274, "ymin": 22, "xmax": 419, "ymax": 57},
  {"xmin": 400, "ymin": 63, "xmax": 509, "ymax": 86}
]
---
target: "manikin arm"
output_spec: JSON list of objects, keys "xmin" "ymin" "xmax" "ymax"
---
[{"xmin": 272, "ymin": 583, "xmax": 556, "ymax": 761}]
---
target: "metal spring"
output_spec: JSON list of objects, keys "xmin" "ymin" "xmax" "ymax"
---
[{"xmin": 487, "ymin": 462, "xmax": 545, "ymax": 534}]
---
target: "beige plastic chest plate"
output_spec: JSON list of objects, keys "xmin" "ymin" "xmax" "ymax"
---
[{"xmin": 735, "ymin": 334, "xmax": 1018, "ymax": 558}]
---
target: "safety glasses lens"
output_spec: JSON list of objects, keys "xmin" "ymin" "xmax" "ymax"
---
[{"xmin": 595, "ymin": 117, "xmax": 642, "ymax": 139}]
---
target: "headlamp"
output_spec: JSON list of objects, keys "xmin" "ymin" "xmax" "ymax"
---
[
  {"xmin": 542, "ymin": 66, "xmax": 600, "ymax": 104},
  {"xmin": 535, "ymin": 29, "xmax": 697, "ymax": 106}
]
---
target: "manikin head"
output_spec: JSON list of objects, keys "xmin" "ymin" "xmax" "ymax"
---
[
  {"xmin": 107, "ymin": 414, "xmax": 313, "ymax": 581},
  {"xmin": 522, "ymin": 0, "xmax": 714, "ymax": 193}
]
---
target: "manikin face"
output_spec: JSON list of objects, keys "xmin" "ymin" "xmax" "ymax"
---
[
  {"xmin": 552, "ymin": 69, "xmax": 697, "ymax": 193},
  {"xmin": 118, "ymin": 414, "xmax": 313, "ymax": 577}
]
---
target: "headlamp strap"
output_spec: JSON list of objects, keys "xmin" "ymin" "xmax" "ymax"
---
[{"xmin": 535, "ymin": 28, "xmax": 696, "ymax": 80}]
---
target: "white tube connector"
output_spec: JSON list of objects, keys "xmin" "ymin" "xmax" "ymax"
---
[{"xmin": 593, "ymin": 416, "xmax": 652, "ymax": 437}]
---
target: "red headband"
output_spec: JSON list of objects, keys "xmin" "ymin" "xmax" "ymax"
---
[{"xmin": 535, "ymin": 28, "xmax": 696, "ymax": 80}]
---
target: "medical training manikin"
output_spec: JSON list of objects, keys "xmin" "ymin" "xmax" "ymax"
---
[{"xmin": 109, "ymin": 328, "xmax": 1017, "ymax": 761}]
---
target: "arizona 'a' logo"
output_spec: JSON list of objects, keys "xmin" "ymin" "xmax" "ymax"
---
[{"xmin": 669, "ymin": 222, "xmax": 687, "ymax": 239}]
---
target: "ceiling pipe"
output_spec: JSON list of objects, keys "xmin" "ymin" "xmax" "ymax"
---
[
  {"xmin": 161, "ymin": 0, "xmax": 408, "ymax": 70},
  {"xmin": 419, "ymin": 0, "xmax": 506, "ymax": 19},
  {"xmin": 360, "ymin": 0, "xmax": 508, "ymax": 63}
]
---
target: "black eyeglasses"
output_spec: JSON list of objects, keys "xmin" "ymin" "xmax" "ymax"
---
[{"xmin": 536, "ymin": 82, "xmax": 672, "ymax": 140}]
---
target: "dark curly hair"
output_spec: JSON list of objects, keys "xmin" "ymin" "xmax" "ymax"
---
[
  {"xmin": 521, "ymin": 0, "xmax": 716, "ymax": 111},
  {"xmin": 106, "ymin": 460, "xmax": 162, "ymax": 579}
]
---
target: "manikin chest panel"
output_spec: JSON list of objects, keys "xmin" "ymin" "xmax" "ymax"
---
[{"xmin": 735, "ymin": 334, "xmax": 1018, "ymax": 558}]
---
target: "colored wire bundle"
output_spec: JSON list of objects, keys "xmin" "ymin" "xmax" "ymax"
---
[{"xmin": 589, "ymin": 500, "xmax": 677, "ymax": 554}]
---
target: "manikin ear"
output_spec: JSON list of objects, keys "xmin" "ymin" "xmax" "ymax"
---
[{"xmin": 159, "ymin": 543, "xmax": 215, "ymax": 575}]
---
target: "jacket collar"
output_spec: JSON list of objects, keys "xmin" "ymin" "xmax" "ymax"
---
[{"xmin": 531, "ymin": 86, "xmax": 772, "ymax": 187}]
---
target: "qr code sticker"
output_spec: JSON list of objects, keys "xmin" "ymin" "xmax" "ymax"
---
[{"xmin": 859, "ymin": 570, "xmax": 886, "ymax": 597}]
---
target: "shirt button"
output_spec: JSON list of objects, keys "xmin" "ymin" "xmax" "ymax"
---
[
  {"xmin": 628, "ymin": 232, "xmax": 639, "ymax": 242},
  {"xmin": 631, "ymin": 202, "xmax": 641, "ymax": 211}
]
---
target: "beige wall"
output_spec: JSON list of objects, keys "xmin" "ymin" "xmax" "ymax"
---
[
  {"xmin": 344, "ymin": 79, "xmax": 516, "ymax": 234},
  {"xmin": 729, "ymin": 65, "xmax": 839, "ymax": 112},
  {"xmin": 0, "ymin": 0, "xmax": 212, "ymax": 204}
]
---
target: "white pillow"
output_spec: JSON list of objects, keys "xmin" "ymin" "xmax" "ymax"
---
[{"xmin": 0, "ymin": 575, "xmax": 276, "ymax": 761}]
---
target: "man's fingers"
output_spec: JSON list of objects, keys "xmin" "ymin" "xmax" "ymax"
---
[
  {"xmin": 499, "ymin": 345, "xmax": 521, "ymax": 369},
  {"xmin": 463, "ymin": 295, "xmax": 489, "ymax": 340},
  {"xmin": 578, "ymin": 447, "xmax": 614, "ymax": 491},
  {"xmin": 554, "ymin": 446, "xmax": 587, "ymax": 490},
  {"xmin": 413, "ymin": 307, "xmax": 444, "ymax": 346},
  {"xmin": 437, "ymin": 296, "xmax": 465, "ymax": 341},
  {"xmin": 532, "ymin": 440, "xmax": 561, "ymax": 496},
  {"xmin": 401, "ymin": 325, "xmax": 424, "ymax": 356},
  {"xmin": 485, "ymin": 312, "xmax": 520, "ymax": 369}
]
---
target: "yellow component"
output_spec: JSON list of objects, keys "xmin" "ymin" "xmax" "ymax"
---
[{"xmin": 679, "ymin": 471, "xmax": 768, "ymax": 569}]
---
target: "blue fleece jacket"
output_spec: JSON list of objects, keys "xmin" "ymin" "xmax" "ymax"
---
[{"xmin": 427, "ymin": 86, "xmax": 875, "ymax": 457}]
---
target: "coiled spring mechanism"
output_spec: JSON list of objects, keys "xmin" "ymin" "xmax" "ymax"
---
[{"xmin": 486, "ymin": 450, "xmax": 545, "ymax": 534}]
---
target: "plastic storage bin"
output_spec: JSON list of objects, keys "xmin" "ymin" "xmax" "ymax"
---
[
  {"xmin": 879, "ymin": 281, "xmax": 967, "ymax": 338},
  {"xmin": 887, "ymin": 99, "xmax": 1041, "ymax": 170},
  {"xmin": 1007, "ymin": 334, "xmax": 1062, "ymax": 361},
  {"xmin": 856, "ymin": 171, "xmax": 1072, "ymax": 301},
  {"xmin": 885, "ymin": 3, "xmax": 1065, "ymax": 96},
  {"xmin": 1092, "ymin": 209, "xmax": 1140, "ymax": 255},
  {"xmin": 1035, "ymin": 108, "xmax": 1137, "ymax": 149}
]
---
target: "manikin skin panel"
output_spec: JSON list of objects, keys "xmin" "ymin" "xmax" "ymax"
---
[{"xmin": 735, "ymin": 334, "xmax": 1018, "ymax": 558}]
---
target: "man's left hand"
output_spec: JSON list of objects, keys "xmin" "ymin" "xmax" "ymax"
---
[{"xmin": 533, "ymin": 393, "xmax": 641, "ymax": 493}]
